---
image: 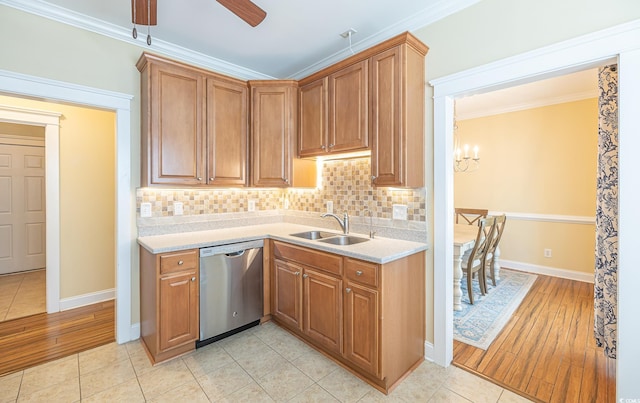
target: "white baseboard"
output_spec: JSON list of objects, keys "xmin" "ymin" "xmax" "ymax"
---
[
  {"xmin": 59, "ymin": 288, "xmax": 115, "ymax": 311},
  {"xmin": 130, "ymin": 323, "xmax": 140, "ymax": 341},
  {"xmin": 424, "ymin": 341, "xmax": 435, "ymax": 362},
  {"xmin": 500, "ymin": 260, "xmax": 594, "ymax": 283}
]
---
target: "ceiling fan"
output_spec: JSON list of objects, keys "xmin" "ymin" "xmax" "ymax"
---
[{"xmin": 132, "ymin": 0, "xmax": 266, "ymax": 45}]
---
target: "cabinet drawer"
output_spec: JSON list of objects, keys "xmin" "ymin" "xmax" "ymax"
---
[
  {"xmin": 160, "ymin": 250, "xmax": 198, "ymax": 275},
  {"xmin": 272, "ymin": 241, "xmax": 343, "ymax": 276},
  {"xmin": 345, "ymin": 258, "xmax": 378, "ymax": 288}
]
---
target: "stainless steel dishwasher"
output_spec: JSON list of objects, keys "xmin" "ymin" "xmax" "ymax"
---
[{"xmin": 197, "ymin": 239, "xmax": 263, "ymax": 348}]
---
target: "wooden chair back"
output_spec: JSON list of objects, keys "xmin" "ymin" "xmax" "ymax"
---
[
  {"xmin": 463, "ymin": 216, "xmax": 496, "ymax": 303},
  {"xmin": 455, "ymin": 208, "xmax": 489, "ymax": 226}
]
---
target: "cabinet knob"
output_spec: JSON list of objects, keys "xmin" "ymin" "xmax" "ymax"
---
[
  {"xmin": 356, "ymin": 270, "xmax": 363, "ymax": 276},
  {"xmin": 178, "ymin": 260, "xmax": 184, "ymax": 265},
  {"xmin": 191, "ymin": 277, "xmax": 196, "ymax": 282},
  {"xmin": 294, "ymin": 271, "xmax": 300, "ymax": 276},
  {"xmin": 197, "ymin": 177, "xmax": 202, "ymax": 181},
  {"xmin": 321, "ymin": 145, "xmax": 326, "ymax": 150},
  {"xmin": 346, "ymin": 287, "xmax": 352, "ymax": 293},
  {"xmin": 302, "ymin": 274, "xmax": 308, "ymax": 279},
  {"xmin": 284, "ymin": 178, "xmax": 289, "ymax": 184},
  {"xmin": 329, "ymin": 143, "xmax": 334, "ymax": 148},
  {"xmin": 209, "ymin": 177, "xmax": 214, "ymax": 181}
]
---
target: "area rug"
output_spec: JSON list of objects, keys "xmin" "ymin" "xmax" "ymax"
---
[{"xmin": 454, "ymin": 269, "xmax": 537, "ymax": 350}]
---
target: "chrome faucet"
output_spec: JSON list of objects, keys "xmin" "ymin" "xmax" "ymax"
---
[{"xmin": 321, "ymin": 212, "xmax": 349, "ymax": 234}]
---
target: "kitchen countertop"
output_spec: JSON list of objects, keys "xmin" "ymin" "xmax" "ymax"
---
[{"xmin": 137, "ymin": 223, "xmax": 427, "ymax": 264}]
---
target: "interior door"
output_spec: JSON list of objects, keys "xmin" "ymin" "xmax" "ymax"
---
[{"xmin": 0, "ymin": 143, "xmax": 46, "ymax": 275}]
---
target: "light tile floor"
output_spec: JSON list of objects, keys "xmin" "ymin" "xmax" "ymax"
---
[
  {"xmin": 0, "ymin": 321, "xmax": 533, "ymax": 402},
  {"xmin": 0, "ymin": 269, "xmax": 46, "ymax": 322}
]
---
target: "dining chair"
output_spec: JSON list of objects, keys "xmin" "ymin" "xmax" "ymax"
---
[
  {"xmin": 455, "ymin": 208, "xmax": 489, "ymax": 226},
  {"xmin": 483, "ymin": 214, "xmax": 507, "ymax": 288},
  {"xmin": 462, "ymin": 216, "xmax": 496, "ymax": 304}
]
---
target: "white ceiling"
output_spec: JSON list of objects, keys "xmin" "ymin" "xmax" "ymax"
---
[
  {"xmin": 455, "ymin": 68, "xmax": 599, "ymax": 120},
  {"xmin": 2, "ymin": 0, "xmax": 480, "ymax": 79}
]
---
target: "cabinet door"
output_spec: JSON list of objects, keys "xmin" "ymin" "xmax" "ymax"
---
[
  {"xmin": 251, "ymin": 83, "xmax": 297, "ymax": 187},
  {"xmin": 303, "ymin": 268, "xmax": 342, "ymax": 354},
  {"xmin": 159, "ymin": 270, "xmax": 199, "ymax": 351},
  {"xmin": 273, "ymin": 259, "xmax": 302, "ymax": 330},
  {"xmin": 328, "ymin": 60, "xmax": 369, "ymax": 153},
  {"xmin": 149, "ymin": 62, "xmax": 206, "ymax": 185},
  {"xmin": 299, "ymin": 78, "xmax": 328, "ymax": 157},
  {"xmin": 206, "ymin": 78, "xmax": 248, "ymax": 186},
  {"xmin": 370, "ymin": 46, "xmax": 402, "ymax": 187},
  {"xmin": 344, "ymin": 282, "xmax": 379, "ymax": 376}
]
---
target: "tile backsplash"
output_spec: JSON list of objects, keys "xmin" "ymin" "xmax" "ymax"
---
[{"xmin": 136, "ymin": 157, "xmax": 425, "ymax": 226}]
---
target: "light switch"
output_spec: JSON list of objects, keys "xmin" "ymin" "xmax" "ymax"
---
[
  {"xmin": 140, "ymin": 202, "xmax": 152, "ymax": 218},
  {"xmin": 248, "ymin": 200, "xmax": 256, "ymax": 212},
  {"xmin": 392, "ymin": 204, "xmax": 408, "ymax": 220},
  {"xmin": 173, "ymin": 202, "xmax": 183, "ymax": 216},
  {"xmin": 326, "ymin": 201, "xmax": 333, "ymax": 214}
]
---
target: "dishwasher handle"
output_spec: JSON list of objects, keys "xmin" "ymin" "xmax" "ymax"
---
[{"xmin": 225, "ymin": 250, "xmax": 246, "ymax": 258}]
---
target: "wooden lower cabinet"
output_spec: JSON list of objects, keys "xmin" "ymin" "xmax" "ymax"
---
[
  {"xmin": 271, "ymin": 240, "xmax": 425, "ymax": 394},
  {"xmin": 140, "ymin": 247, "xmax": 199, "ymax": 364}
]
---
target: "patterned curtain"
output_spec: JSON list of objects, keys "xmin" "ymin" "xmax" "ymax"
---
[{"xmin": 594, "ymin": 64, "xmax": 618, "ymax": 359}]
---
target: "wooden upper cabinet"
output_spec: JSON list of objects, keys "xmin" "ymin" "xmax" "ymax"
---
[
  {"xmin": 138, "ymin": 53, "xmax": 248, "ymax": 187},
  {"xmin": 329, "ymin": 60, "xmax": 369, "ymax": 153},
  {"xmin": 206, "ymin": 78, "xmax": 248, "ymax": 186},
  {"xmin": 298, "ymin": 78, "xmax": 328, "ymax": 157},
  {"xmin": 298, "ymin": 61, "xmax": 369, "ymax": 157},
  {"xmin": 370, "ymin": 40, "xmax": 427, "ymax": 188},
  {"xmin": 140, "ymin": 56, "xmax": 206, "ymax": 186},
  {"xmin": 249, "ymin": 81, "xmax": 298, "ymax": 187}
]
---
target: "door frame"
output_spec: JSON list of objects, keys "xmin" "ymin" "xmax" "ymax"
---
[
  {"xmin": 0, "ymin": 70, "xmax": 134, "ymax": 344},
  {"xmin": 429, "ymin": 20, "xmax": 640, "ymax": 397}
]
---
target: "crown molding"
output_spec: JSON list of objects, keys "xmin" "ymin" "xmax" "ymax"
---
[
  {"xmin": 0, "ymin": 0, "xmax": 274, "ymax": 80},
  {"xmin": 288, "ymin": 0, "xmax": 482, "ymax": 79},
  {"xmin": 457, "ymin": 88, "xmax": 599, "ymax": 120}
]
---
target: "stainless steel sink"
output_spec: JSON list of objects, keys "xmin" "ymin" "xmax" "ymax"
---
[
  {"xmin": 318, "ymin": 235, "xmax": 369, "ymax": 246},
  {"xmin": 290, "ymin": 230, "xmax": 338, "ymax": 240}
]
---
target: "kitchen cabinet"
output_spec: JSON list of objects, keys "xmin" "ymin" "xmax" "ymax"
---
[
  {"xmin": 250, "ymin": 80, "xmax": 316, "ymax": 187},
  {"xmin": 137, "ymin": 53, "xmax": 248, "ymax": 187},
  {"xmin": 298, "ymin": 32, "xmax": 427, "ymax": 187},
  {"xmin": 270, "ymin": 240, "xmax": 425, "ymax": 394},
  {"xmin": 140, "ymin": 247, "xmax": 199, "ymax": 364},
  {"xmin": 298, "ymin": 61, "xmax": 369, "ymax": 157},
  {"xmin": 370, "ymin": 39, "xmax": 427, "ymax": 187}
]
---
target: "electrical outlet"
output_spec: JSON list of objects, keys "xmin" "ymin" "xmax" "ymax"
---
[
  {"xmin": 173, "ymin": 202, "xmax": 183, "ymax": 216},
  {"xmin": 392, "ymin": 204, "xmax": 408, "ymax": 220},
  {"xmin": 544, "ymin": 248, "xmax": 552, "ymax": 258},
  {"xmin": 284, "ymin": 198, "xmax": 289, "ymax": 209},
  {"xmin": 140, "ymin": 202, "xmax": 152, "ymax": 218},
  {"xmin": 248, "ymin": 200, "xmax": 256, "ymax": 212},
  {"xmin": 326, "ymin": 201, "xmax": 333, "ymax": 214}
]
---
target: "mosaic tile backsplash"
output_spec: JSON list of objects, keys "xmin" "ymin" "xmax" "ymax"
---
[{"xmin": 136, "ymin": 158, "xmax": 426, "ymax": 222}]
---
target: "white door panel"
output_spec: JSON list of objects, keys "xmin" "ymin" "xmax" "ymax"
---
[{"xmin": 0, "ymin": 144, "xmax": 45, "ymax": 274}]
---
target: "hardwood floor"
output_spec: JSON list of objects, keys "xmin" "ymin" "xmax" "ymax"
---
[
  {"xmin": 453, "ymin": 272, "xmax": 616, "ymax": 403},
  {"xmin": 0, "ymin": 300, "xmax": 114, "ymax": 376}
]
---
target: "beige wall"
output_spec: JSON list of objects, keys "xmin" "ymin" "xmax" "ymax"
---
[
  {"xmin": 2, "ymin": 0, "xmax": 639, "ymax": 339},
  {"xmin": 0, "ymin": 95, "xmax": 116, "ymax": 298},
  {"xmin": 455, "ymin": 99, "xmax": 598, "ymax": 273}
]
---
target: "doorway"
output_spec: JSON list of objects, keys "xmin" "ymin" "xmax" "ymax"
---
[{"xmin": 0, "ymin": 124, "xmax": 47, "ymax": 321}]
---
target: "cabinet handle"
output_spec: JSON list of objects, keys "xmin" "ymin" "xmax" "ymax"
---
[
  {"xmin": 356, "ymin": 270, "xmax": 363, "ymax": 276},
  {"xmin": 178, "ymin": 260, "xmax": 184, "ymax": 265},
  {"xmin": 371, "ymin": 175, "xmax": 377, "ymax": 182},
  {"xmin": 191, "ymin": 277, "xmax": 196, "ymax": 282},
  {"xmin": 209, "ymin": 177, "xmax": 214, "ymax": 181},
  {"xmin": 346, "ymin": 287, "xmax": 351, "ymax": 293},
  {"xmin": 303, "ymin": 274, "xmax": 308, "ymax": 279},
  {"xmin": 197, "ymin": 177, "xmax": 202, "ymax": 181},
  {"xmin": 294, "ymin": 271, "xmax": 300, "ymax": 276}
]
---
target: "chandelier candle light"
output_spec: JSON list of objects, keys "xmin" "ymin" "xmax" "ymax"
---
[{"xmin": 454, "ymin": 142, "xmax": 480, "ymax": 173}]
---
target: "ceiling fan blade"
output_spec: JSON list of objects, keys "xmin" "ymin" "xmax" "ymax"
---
[{"xmin": 216, "ymin": 0, "xmax": 266, "ymax": 27}]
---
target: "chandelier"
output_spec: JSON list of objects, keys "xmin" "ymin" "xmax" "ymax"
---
[{"xmin": 453, "ymin": 106, "xmax": 480, "ymax": 173}]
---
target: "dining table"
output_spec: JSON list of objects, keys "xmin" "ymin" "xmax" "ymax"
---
[{"xmin": 453, "ymin": 224, "xmax": 501, "ymax": 311}]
